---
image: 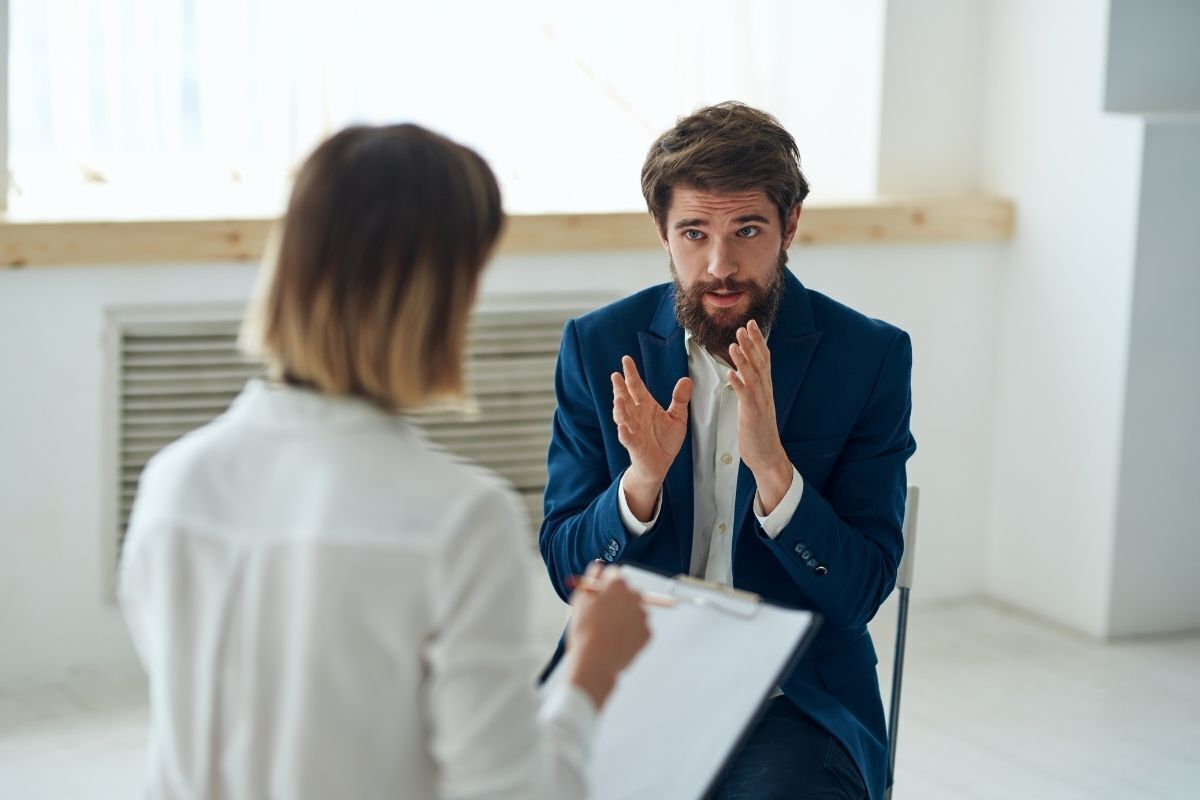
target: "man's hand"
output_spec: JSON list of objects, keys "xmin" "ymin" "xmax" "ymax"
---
[
  {"xmin": 728, "ymin": 319, "xmax": 793, "ymax": 514},
  {"xmin": 611, "ymin": 355, "xmax": 692, "ymax": 521}
]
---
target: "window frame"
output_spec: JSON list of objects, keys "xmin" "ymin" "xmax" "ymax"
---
[
  {"xmin": 0, "ymin": 3, "xmax": 1014, "ymax": 263},
  {"xmin": 1, "ymin": 0, "xmax": 9, "ymax": 213},
  {"xmin": 0, "ymin": 198, "xmax": 1016, "ymax": 268}
]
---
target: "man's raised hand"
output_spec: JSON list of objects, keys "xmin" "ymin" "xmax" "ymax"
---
[
  {"xmin": 727, "ymin": 319, "xmax": 793, "ymax": 514},
  {"xmin": 611, "ymin": 355, "xmax": 692, "ymax": 521}
]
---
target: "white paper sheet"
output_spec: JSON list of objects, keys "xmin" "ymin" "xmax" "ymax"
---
[{"xmin": 546, "ymin": 565, "xmax": 818, "ymax": 800}]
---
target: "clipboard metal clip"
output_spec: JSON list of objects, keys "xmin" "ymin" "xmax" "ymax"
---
[{"xmin": 667, "ymin": 575, "xmax": 762, "ymax": 618}]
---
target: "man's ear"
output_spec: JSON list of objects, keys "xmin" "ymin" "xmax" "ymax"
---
[
  {"xmin": 655, "ymin": 219, "xmax": 670, "ymax": 252},
  {"xmin": 781, "ymin": 204, "xmax": 802, "ymax": 249}
]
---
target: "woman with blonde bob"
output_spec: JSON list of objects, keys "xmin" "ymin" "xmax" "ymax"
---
[{"xmin": 119, "ymin": 124, "xmax": 650, "ymax": 799}]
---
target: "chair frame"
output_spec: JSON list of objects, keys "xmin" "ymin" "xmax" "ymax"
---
[{"xmin": 885, "ymin": 484, "xmax": 920, "ymax": 800}]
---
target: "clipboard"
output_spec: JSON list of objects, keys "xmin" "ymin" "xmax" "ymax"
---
[{"xmin": 544, "ymin": 564, "xmax": 821, "ymax": 800}]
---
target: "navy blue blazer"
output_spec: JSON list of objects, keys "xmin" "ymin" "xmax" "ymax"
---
[{"xmin": 538, "ymin": 271, "xmax": 915, "ymax": 800}]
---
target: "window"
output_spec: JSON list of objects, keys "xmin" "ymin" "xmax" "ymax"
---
[{"xmin": 8, "ymin": 0, "xmax": 885, "ymax": 218}]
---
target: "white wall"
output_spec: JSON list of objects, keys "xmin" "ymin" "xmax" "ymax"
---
[
  {"xmin": 797, "ymin": 244, "xmax": 1003, "ymax": 599},
  {"xmin": 877, "ymin": 0, "xmax": 986, "ymax": 196},
  {"xmin": 0, "ymin": 241, "xmax": 1003, "ymax": 690},
  {"xmin": 0, "ymin": 264, "xmax": 260, "ymax": 690},
  {"xmin": 1105, "ymin": 0, "xmax": 1200, "ymax": 113},
  {"xmin": 972, "ymin": 0, "xmax": 1200, "ymax": 638},
  {"xmin": 979, "ymin": 0, "xmax": 1144, "ymax": 637},
  {"xmin": 871, "ymin": 0, "xmax": 1002, "ymax": 597},
  {"xmin": 1108, "ymin": 120, "xmax": 1200, "ymax": 635},
  {"xmin": 1103, "ymin": 0, "xmax": 1200, "ymax": 637}
]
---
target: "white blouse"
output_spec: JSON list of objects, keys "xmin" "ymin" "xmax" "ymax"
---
[{"xmin": 119, "ymin": 379, "xmax": 594, "ymax": 799}]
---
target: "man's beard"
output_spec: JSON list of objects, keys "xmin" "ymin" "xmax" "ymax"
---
[{"xmin": 672, "ymin": 249, "xmax": 787, "ymax": 361}]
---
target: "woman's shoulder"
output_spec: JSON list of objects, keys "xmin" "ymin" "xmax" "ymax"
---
[
  {"xmin": 316, "ymin": 422, "xmax": 529, "ymax": 544},
  {"xmin": 401, "ymin": 433, "xmax": 516, "ymax": 504},
  {"xmin": 129, "ymin": 392, "xmax": 526, "ymax": 549}
]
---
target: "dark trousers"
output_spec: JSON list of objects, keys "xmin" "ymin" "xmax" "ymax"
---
[{"xmin": 709, "ymin": 696, "xmax": 868, "ymax": 800}]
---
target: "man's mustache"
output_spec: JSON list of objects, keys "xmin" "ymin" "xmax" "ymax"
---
[{"xmin": 690, "ymin": 278, "xmax": 758, "ymax": 294}]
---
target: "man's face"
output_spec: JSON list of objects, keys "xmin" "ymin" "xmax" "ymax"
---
[{"xmin": 660, "ymin": 186, "xmax": 801, "ymax": 359}]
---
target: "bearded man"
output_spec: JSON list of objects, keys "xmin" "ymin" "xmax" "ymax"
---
[{"xmin": 539, "ymin": 102, "xmax": 916, "ymax": 800}]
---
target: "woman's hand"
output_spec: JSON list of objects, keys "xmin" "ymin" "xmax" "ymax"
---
[{"xmin": 565, "ymin": 563, "xmax": 652, "ymax": 709}]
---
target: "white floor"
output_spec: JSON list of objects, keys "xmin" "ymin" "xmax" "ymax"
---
[{"xmin": 3, "ymin": 567, "xmax": 1199, "ymax": 799}]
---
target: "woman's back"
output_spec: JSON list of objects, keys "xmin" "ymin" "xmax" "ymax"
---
[{"xmin": 120, "ymin": 379, "xmax": 591, "ymax": 799}]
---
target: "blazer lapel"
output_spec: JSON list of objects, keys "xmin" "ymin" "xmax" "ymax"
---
[
  {"xmin": 638, "ymin": 289, "xmax": 694, "ymax": 573},
  {"xmin": 732, "ymin": 273, "xmax": 822, "ymax": 554}
]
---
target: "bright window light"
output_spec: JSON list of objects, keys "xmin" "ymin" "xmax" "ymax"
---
[{"xmin": 8, "ymin": 0, "xmax": 884, "ymax": 218}]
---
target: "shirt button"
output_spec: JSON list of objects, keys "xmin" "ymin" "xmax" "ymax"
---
[
  {"xmin": 718, "ymin": 523, "xmax": 727, "ymax": 534},
  {"xmin": 721, "ymin": 453, "xmax": 733, "ymax": 465}
]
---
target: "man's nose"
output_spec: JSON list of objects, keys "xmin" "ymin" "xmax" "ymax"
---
[{"xmin": 708, "ymin": 240, "xmax": 737, "ymax": 281}]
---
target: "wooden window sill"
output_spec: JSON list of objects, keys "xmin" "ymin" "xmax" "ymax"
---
[{"xmin": 0, "ymin": 196, "xmax": 1013, "ymax": 269}]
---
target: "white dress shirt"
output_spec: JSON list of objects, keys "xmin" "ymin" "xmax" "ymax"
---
[
  {"xmin": 619, "ymin": 332, "xmax": 804, "ymax": 586},
  {"xmin": 120, "ymin": 379, "xmax": 595, "ymax": 800}
]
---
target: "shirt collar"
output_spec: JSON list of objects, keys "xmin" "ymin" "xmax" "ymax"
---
[
  {"xmin": 226, "ymin": 378, "xmax": 413, "ymax": 431},
  {"xmin": 683, "ymin": 329, "xmax": 733, "ymax": 387}
]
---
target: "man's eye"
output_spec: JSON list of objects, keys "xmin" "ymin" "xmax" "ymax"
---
[
  {"xmin": 737, "ymin": 226, "xmax": 760, "ymax": 238},
  {"xmin": 683, "ymin": 230, "xmax": 704, "ymax": 240}
]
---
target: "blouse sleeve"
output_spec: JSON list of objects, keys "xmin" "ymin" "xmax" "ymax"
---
[{"xmin": 423, "ymin": 478, "xmax": 596, "ymax": 800}]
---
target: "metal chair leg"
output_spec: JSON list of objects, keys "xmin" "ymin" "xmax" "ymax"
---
[{"xmin": 886, "ymin": 585, "xmax": 910, "ymax": 797}]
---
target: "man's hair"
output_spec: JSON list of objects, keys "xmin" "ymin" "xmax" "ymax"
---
[
  {"xmin": 641, "ymin": 101, "xmax": 809, "ymax": 233},
  {"xmin": 242, "ymin": 123, "xmax": 503, "ymax": 411}
]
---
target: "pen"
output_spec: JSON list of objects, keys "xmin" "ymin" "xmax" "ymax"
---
[{"xmin": 567, "ymin": 575, "xmax": 677, "ymax": 608}]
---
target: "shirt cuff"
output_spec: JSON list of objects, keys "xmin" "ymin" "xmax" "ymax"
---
[
  {"xmin": 617, "ymin": 471, "xmax": 661, "ymax": 536},
  {"xmin": 539, "ymin": 680, "xmax": 599, "ymax": 732},
  {"xmin": 538, "ymin": 680, "xmax": 597, "ymax": 774},
  {"xmin": 754, "ymin": 467, "xmax": 803, "ymax": 539}
]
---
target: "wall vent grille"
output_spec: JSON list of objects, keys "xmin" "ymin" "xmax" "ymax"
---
[{"xmin": 105, "ymin": 296, "xmax": 608, "ymax": 578}]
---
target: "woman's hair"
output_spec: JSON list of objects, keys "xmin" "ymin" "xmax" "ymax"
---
[
  {"xmin": 242, "ymin": 124, "xmax": 503, "ymax": 410},
  {"xmin": 641, "ymin": 101, "xmax": 809, "ymax": 233}
]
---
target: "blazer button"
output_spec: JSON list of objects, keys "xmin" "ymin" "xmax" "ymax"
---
[{"xmin": 814, "ymin": 565, "xmax": 828, "ymax": 576}]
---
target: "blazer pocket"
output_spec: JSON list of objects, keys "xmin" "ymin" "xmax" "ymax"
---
[{"xmin": 816, "ymin": 631, "xmax": 878, "ymax": 691}]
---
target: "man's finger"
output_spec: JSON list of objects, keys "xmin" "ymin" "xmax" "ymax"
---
[
  {"xmin": 621, "ymin": 355, "xmax": 652, "ymax": 405},
  {"xmin": 738, "ymin": 325, "xmax": 769, "ymax": 370},
  {"xmin": 611, "ymin": 371, "xmax": 633, "ymax": 404},
  {"xmin": 748, "ymin": 319, "xmax": 766, "ymax": 343},
  {"xmin": 666, "ymin": 377, "xmax": 693, "ymax": 419},
  {"xmin": 732, "ymin": 342, "xmax": 771, "ymax": 402},
  {"xmin": 613, "ymin": 395, "xmax": 629, "ymax": 426},
  {"xmin": 728, "ymin": 341, "xmax": 744, "ymax": 366},
  {"xmin": 729, "ymin": 342, "xmax": 756, "ymax": 382}
]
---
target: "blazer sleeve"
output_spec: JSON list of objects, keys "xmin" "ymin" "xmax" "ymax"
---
[
  {"xmin": 538, "ymin": 319, "xmax": 663, "ymax": 600},
  {"xmin": 759, "ymin": 329, "xmax": 916, "ymax": 628}
]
